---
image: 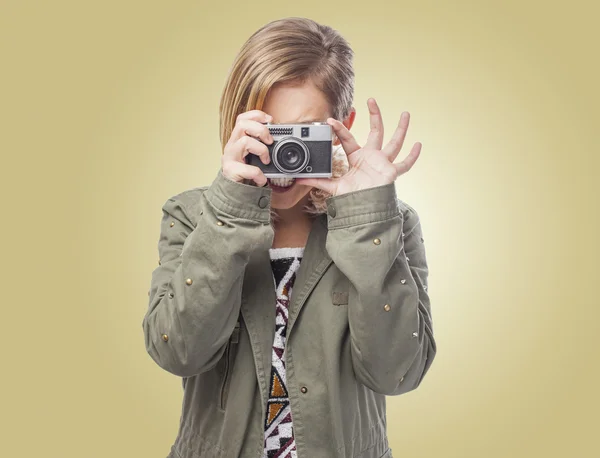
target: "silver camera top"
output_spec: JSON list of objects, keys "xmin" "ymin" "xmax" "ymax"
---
[{"xmin": 264, "ymin": 122, "xmax": 332, "ymax": 141}]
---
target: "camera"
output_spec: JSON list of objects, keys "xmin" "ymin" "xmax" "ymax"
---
[{"xmin": 245, "ymin": 122, "xmax": 333, "ymax": 178}]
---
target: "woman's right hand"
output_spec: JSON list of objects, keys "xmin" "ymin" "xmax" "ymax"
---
[{"xmin": 222, "ymin": 110, "xmax": 274, "ymax": 186}]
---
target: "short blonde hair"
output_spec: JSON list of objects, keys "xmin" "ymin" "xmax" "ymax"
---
[{"xmin": 218, "ymin": 17, "xmax": 354, "ymax": 216}]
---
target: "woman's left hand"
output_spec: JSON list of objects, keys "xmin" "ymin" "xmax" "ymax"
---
[{"xmin": 295, "ymin": 98, "xmax": 422, "ymax": 196}]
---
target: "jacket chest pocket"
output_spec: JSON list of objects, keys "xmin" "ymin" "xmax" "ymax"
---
[
  {"xmin": 332, "ymin": 274, "xmax": 350, "ymax": 306},
  {"xmin": 219, "ymin": 319, "xmax": 241, "ymax": 411}
]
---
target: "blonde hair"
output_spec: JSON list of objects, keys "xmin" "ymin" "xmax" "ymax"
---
[{"xmin": 218, "ymin": 17, "xmax": 354, "ymax": 217}]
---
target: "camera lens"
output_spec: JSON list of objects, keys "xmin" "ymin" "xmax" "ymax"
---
[
  {"xmin": 273, "ymin": 138, "xmax": 310, "ymax": 174},
  {"xmin": 281, "ymin": 145, "xmax": 302, "ymax": 167}
]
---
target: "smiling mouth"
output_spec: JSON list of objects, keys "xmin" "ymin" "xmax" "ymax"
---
[{"xmin": 268, "ymin": 177, "xmax": 295, "ymax": 188}]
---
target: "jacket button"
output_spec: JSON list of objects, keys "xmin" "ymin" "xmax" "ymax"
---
[
  {"xmin": 168, "ymin": 292, "xmax": 174, "ymax": 298},
  {"xmin": 328, "ymin": 205, "xmax": 336, "ymax": 217},
  {"xmin": 258, "ymin": 196, "xmax": 269, "ymax": 208},
  {"xmin": 383, "ymin": 304, "xmax": 391, "ymax": 312},
  {"xmin": 170, "ymin": 221, "xmax": 175, "ymax": 227},
  {"xmin": 373, "ymin": 238, "xmax": 381, "ymax": 245},
  {"xmin": 186, "ymin": 278, "xmax": 193, "ymax": 285},
  {"xmin": 400, "ymin": 376, "xmax": 404, "ymax": 382},
  {"xmin": 300, "ymin": 386, "xmax": 308, "ymax": 393},
  {"xmin": 161, "ymin": 334, "xmax": 169, "ymax": 342},
  {"xmin": 216, "ymin": 220, "xmax": 224, "ymax": 226}
]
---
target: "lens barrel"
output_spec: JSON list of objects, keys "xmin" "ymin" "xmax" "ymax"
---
[{"xmin": 272, "ymin": 138, "xmax": 310, "ymax": 174}]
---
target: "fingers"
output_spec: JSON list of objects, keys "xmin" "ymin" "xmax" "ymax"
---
[
  {"xmin": 236, "ymin": 110, "xmax": 272, "ymax": 124},
  {"xmin": 382, "ymin": 111, "xmax": 410, "ymax": 161},
  {"xmin": 364, "ymin": 98, "xmax": 384, "ymax": 150},
  {"xmin": 222, "ymin": 110, "xmax": 274, "ymax": 184},
  {"xmin": 224, "ymin": 135, "xmax": 271, "ymax": 165},
  {"xmin": 295, "ymin": 177, "xmax": 339, "ymax": 195},
  {"xmin": 230, "ymin": 118, "xmax": 274, "ymax": 145},
  {"xmin": 221, "ymin": 159, "xmax": 268, "ymax": 187},
  {"xmin": 393, "ymin": 142, "xmax": 422, "ymax": 175},
  {"xmin": 326, "ymin": 118, "xmax": 361, "ymax": 157}
]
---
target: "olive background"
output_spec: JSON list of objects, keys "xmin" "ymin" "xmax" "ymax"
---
[{"xmin": 2, "ymin": 0, "xmax": 598, "ymax": 456}]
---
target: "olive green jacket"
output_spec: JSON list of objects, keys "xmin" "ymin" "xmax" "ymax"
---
[{"xmin": 142, "ymin": 170, "xmax": 436, "ymax": 458}]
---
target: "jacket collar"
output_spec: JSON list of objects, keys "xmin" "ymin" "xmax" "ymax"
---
[{"xmin": 286, "ymin": 213, "xmax": 332, "ymax": 340}]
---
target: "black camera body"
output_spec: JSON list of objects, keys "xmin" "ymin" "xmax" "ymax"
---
[{"xmin": 245, "ymin": 122, "xmax": 333, "ymax": 178}]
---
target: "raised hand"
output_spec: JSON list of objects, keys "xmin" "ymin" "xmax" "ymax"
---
[{"xmin": 295, "ymin": 98, "xmax": 422, "ymax": 196}]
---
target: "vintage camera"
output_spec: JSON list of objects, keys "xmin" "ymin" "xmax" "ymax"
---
[{"xmin": 245, "ymin": 122, "xmax": 333, "ymax": 178}]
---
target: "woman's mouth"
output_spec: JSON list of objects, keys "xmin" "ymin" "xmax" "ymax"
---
[{"xmin": 267, "ymin": 177, "xmax": 296, "ymax": 193}]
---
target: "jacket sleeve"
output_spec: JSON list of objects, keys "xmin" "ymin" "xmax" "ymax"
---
[
  {"xmin": 324, "ymin": 182, "xmax": 436, "ymax": 396},
  {"xmin": 142, "ymin": 170, "xmax": 274, "ymax": 377}
]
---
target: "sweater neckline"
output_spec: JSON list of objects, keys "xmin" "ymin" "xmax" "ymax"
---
[{"xmin": 268, "ymin": 246, "xmax": 305, "ymax": 260}]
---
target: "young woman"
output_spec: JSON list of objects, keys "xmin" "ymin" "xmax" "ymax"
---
[{"xmin": 143, "ymin": 17, "xmax": 436, "ymax": 458}]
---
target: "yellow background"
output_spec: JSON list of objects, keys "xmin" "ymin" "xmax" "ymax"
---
[{"xmin": 2, "ymin": 0, "xmax": 599, "ymax": 456}]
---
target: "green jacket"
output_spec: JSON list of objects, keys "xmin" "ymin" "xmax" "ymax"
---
[{"xmin": 143, "ymin": 170, "xmax": 436, "ymax": 458}]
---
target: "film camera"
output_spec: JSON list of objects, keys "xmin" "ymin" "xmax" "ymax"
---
[{"xmin": 245, "ymin": 122, "xmax": 333, "ymax": 178}]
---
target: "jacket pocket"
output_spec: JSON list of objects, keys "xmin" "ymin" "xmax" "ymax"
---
[{"xmin": 219, "ymin": 320, "xmax": 240, "ymax": 411}]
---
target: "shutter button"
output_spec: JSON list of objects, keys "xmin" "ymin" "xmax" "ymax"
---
[{"xmin": 258, "ymin": 196, "xmax": 269, "ymax": 208}]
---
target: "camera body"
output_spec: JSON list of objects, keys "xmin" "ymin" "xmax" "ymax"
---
[{"xmin": 245, "ymin": 122, "xmax": 333, "ymax": 178}]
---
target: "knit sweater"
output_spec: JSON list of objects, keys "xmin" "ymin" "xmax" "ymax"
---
[{"xmin": 263, "ymin": 246, "xmax": 305, "ymax": 458}]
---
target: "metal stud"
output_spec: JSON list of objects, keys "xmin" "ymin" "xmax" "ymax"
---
[
  {"xmin": 300, "ymin": 386, "xmax": 308, "ymax": 393},
  {"xmin": 383, "ymin": 304, "xmax": 391, "ymax": 312},
  {"xmin": 170, "ymin": 221, "xmax": 175, "ymax": 227},
  {"xmin": 186, "ymin": 278, "xmax": 193, "ymax": 285},
  {"xmin": 161, "ymin": 334, "xmax": 169, "ymax": 342},
  {"xmin": 216, "ymin": 220, "xmax": 224, "ymax": 226},
  {"xmin": 401, "ymin": 279, "xmax": 406, "ymax": 284},
  {"xmin": 373, "ymin": 238, "xmax": 381, "ymax": 245},
  {"xmin": 412, "ymin": 332, "xmax": 418, "ymax": 338}
]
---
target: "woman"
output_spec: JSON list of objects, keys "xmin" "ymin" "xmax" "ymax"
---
[{"xmin": 143, "ymin": 17, "xmax": 436, "ymax": 458}]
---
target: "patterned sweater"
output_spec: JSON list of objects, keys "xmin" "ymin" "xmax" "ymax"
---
[{"xmin": 263, "ymin": 246, "xmax": 305, "ymax": 458}]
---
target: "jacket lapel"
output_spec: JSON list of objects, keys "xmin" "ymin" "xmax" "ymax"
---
[
  {"xmin": 240, "ymin": 247, "xmax": 277, "ymax": 409},
  {"xmin": 286, "ymin": 213, "xmax": 332, "ymax": 342}
]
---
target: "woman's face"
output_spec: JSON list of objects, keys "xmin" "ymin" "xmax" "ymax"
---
[{"xmin": 261, "ymin": 79, "xmax": 334, "ymax": 210}]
